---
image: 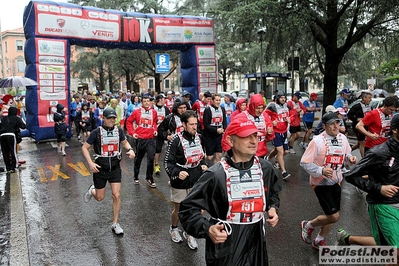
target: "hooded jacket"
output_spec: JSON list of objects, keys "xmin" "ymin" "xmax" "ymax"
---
[
  {"xmin": 54, "ymin": 104, "xmax": 67, "ymax": 135},
  {"xmin": 126, "ymin": 102, "xmax": 158, "ymax": 139},
  {"xmin": 233, "ymin": 94, "xmax": 274, "ymax": 156},
  {"xmin": 230, "ymin": 98, "xmax": 246, "ymax": 121},
  {"xmin": 266, "ymin": 93, "xmax": 293, "ymax": 133},
  {"xmin": 158, "ymin": 97, "xmax": 192, "ymax": 140},
  {"xmin": 0, "ymin": 106, "xmax": 26, "ymax": 142},
  {"xmin": 179, "ymin": 152, "xmax": 281, "ymax": 266},
  {"xmin": 344, "ymin": 137, "xmax": 399, "ymax": 205}
]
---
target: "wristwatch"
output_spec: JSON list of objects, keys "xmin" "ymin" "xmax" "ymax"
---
[{"xmin": 128, "ymin": 148, "xmax": 134, "ymax": 151}]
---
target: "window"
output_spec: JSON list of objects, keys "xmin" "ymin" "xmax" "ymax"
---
[
  {"xmin": 164, "ymin": 78, "xmax": 170, "ymax": 90},
  {"xmin": 17, "ymin": 60, "xmax": 25, "ymax": 73},
  {"xmin": 148, "ymin": 78, "xmax": 154, "ymax": 89},
  {"xmin": 16, "ymin": 40, "xmax": 23, "ymax": 51}
]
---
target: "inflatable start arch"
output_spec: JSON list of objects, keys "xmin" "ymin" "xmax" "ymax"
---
[{"xmin": 23, "ymin": 0, "xmax": 217, "ymax": 141}]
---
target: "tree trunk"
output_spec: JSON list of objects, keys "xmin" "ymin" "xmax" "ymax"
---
[{"xmin": 322, "ymin": 50, "xmax": 341, "ymax": 109}]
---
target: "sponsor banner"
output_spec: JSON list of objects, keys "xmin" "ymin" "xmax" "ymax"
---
[
  {"xmin": 153, "ymin": 18, "xmax": 213, "ymax": 44},
  {"xmin": 35, "ymin": 2, "xmax": 120, "ymax": 41},
  {"xmin": 35, "ymin": 38, "xmax": 69, "ymax": 127},
  {"xmin": 196, "ymin": 46, "xmax": 217, "ymax": 94},
  {"xmin": 319, "ymin": 246, "xmax": 397, "ymax": 265}
]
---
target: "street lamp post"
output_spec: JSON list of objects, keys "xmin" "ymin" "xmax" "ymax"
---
[
  {"xmin": 257, "ymin": 28, "xmax": 266, "ymax": 93},
  {"xmin": 290, "ymin": 43, "xmax": 301, "ymax": 95}
]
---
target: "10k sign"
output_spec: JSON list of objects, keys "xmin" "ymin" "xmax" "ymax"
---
[{"xmin": 156, "ymin": 53, "xmax": 170, "ymax": 73}]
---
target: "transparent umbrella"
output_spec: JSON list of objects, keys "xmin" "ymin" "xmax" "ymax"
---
[{"xmin": 0, "ymin": 76, "xmax": 38, "ymax": 88}]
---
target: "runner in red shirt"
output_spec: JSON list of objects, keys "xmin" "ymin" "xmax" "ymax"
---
[{"xmin": 356, "ymin": 96, "xmax": 399, "ymax": 153}]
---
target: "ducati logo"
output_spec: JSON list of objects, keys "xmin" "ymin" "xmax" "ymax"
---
[{"xmin": 57, "ymin": 19, "xmax": 66, "ymax": 28}]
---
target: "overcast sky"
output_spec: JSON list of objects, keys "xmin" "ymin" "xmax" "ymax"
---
[{"xmin": 0, "ymin": 0, "xmax": 69, "ymax": 31}]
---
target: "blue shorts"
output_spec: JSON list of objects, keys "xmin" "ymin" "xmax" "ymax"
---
[{"xmin": 272, "ymin": 132, "xmax": 288, "ymax": 149}]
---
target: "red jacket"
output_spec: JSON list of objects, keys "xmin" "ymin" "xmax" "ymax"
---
[
  {"xmin": 126, "ymin": 107, "xmax": 158, "ymax": 139},
  {"xmin": 287, "ymin": 100, "xmax": 306, "ymax": 127}
]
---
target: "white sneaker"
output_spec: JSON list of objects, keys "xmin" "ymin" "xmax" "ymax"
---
[
  {"xmin": 273, "ymin": 162, "xmax": 280, "ymax": 169},
  {"xmin": 112, "ymin": 223, "xmax": 124, "ymax": 235},
  {"xmin": 288, "ymin": 148, "xmax": 296, "ymax": 154},
  {"xmin": 183, "ymin": 232, "xmax": 198, "ymax": 250},
  {"xmin": 84, "ymin": 185, "xmax": 94, "ymax": 203},
  {"xmin": 169, "ymin": 226, "xmax": 183, "ymax": 243},
  {"xmin": 299, "ymin": 142, "xmax": 307, "ymax": 149}
]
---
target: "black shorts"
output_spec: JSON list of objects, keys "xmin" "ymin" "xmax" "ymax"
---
[
  {"xmin": 204, "ymin": 134, "xmax": 222, "ymax": 156},
  {"xmin": 56, "ymin": 133, "xmax": 66, "ymax": 142},
  {"xmin": 93, "ymin": 168, "xmax": 122, "ymax": 189},
  {"xmin": 289, "ymin": 125, "xmax": 302, "ymax": 134},
  {"xmin": 303, "ymin": 122, "xmax": 314, "ymax": 131},
  {"xmin": 155, "ymin": 135, "xmax": 165, "ymax": 153},
  {"xmin": 352, "ymin": 125, "xmax": 366, "ymax": 141},
  {"xmin": 314, "ymin": 184, "xmax": 341, "ymax": 215}
]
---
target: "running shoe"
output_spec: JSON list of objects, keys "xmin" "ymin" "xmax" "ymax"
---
[
  {"xmin": 62, "ymin": 151, "xmax": 66, "ymax": 156},
  {"xmin": 84, "ymin": 185, "xmax": 94, "ymax": 203},
  {"xmin": 312, "ymin": 238, "xmax": 327, "ymax": 250},
  {"xmin": 288, "ymin": 148, "xmax": 296, "ymax": 154},
  {"xmin": 134, "ymin": 178, "xmax": 139, "ymax": 185},
  {"xmin": 154, "ymin": 164, "xmax": 161, "ymax": 175},
  {"xmin": 111, "ymin": 223, "xmax": 124, "ymax": 235},
  {"xmin": 146, "ymin": 179, "xmax": 156, "ymax": 188},
  {"xmin": 169, "ymin": 226, "xmax": 183, "ymax": 243},
  {"xmin": 282, "ymin": 171, "xmax": 291, "ymax": 180},
  {"xmin": 183, "ymin": 231, "xmax": 198, "ymax": 250},
  {"xmin": 300, "ymin": 220, "xmax": 313, "ymax": 244},
  {"xmin": 335, "ymin": 228, "xmax": 350, "ymax": 246},
  {"xmin": 273, "ymin": 162, "xmax": 280, "ymax": 169}
]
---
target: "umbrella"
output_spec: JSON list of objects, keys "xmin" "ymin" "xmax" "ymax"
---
[
  {"xmin": 372, "ymin": 89, "xmax": 389, "ymax": 97},
  {"xmin": 0, "ymin": 76, "xmax": 37, "ymax": 88}
]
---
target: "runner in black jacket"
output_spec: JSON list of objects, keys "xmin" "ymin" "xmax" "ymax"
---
[{"xmin": 179, "ymin": 116, "xmax": 281, "ymax": 266}]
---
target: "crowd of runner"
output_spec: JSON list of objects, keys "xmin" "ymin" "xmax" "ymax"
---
[{"xmin": 60, "ymin": 87, "xmax": 398, "ymax": 265}]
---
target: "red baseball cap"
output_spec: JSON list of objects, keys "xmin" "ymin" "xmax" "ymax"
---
[
  {"xmin": 225, "ymin": 117, "xmax": 258, "ymax": 138},
  {"xmin": 222, "ymin": 116, "xmax": 258, "ymax": 151},
  {"xmin": 310, "ymin": 92, "xmax": 317, "ymax": 100}
]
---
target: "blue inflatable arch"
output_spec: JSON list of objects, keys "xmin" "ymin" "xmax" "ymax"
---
[{"xmin": 23, "ymin": 0, "xmax": 217, "ymax": 141}]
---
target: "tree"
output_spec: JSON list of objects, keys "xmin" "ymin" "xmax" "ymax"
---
[{"xmin": 289, "ymin": 0, "xmax": 399, "ymax": 106}]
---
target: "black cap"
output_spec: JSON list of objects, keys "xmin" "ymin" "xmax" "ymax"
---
[
  {"xmin": 322, "ymin": 112, "xmax": 340, "ymax": 125},
  {"xmin": 294, "ymin": 91, "xmax": 302, "ymax": 99},
  {"xmin": 391, "ymin": 114, "xmax": 399, "ymax": 131},
  {"xmin": 103, "ymin": 108, "xmax": 117, "ymax": 118}
]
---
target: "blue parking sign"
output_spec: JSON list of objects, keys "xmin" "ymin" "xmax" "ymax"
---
[{"xmin": 156, "ymin": 54, "xmax": 170, "ymax": 73}]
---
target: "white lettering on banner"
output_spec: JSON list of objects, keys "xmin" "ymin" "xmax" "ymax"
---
[
  {"xmin": 139, "ymin": 19, "xmax": 151, "ymax": 43},
  {"xmin": 40, "ymin": 92, "xmax": 66, "ymax": 101}
]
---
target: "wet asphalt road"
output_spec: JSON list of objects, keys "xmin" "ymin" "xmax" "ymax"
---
[{"xmin": 0, "ymin": 133, "xmax": 372, "ymax": 266}]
